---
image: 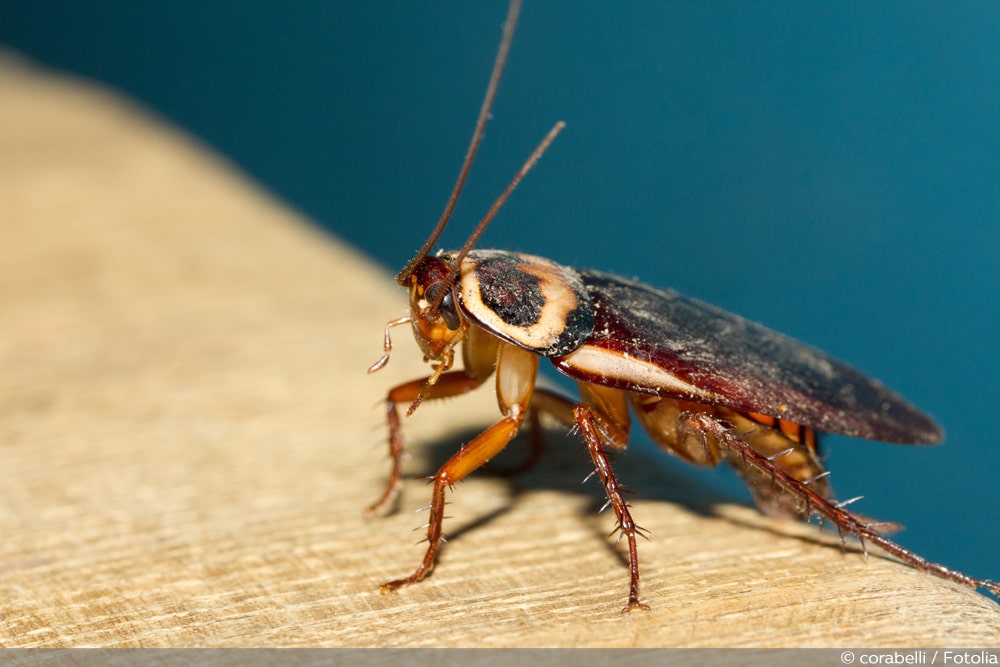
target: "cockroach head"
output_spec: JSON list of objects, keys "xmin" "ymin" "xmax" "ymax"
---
[
  {"xmin": 406, "ymin": 255, "xmax": 463, "ymax": 362},
  {"xmin": 389, "ymin": 0, "xmax": 563, "ymax": 363}
]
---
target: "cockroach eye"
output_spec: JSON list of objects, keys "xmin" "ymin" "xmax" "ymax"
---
[{"xmin": 438, "ymin": 290, "xmax": 461, "ymax": 331}]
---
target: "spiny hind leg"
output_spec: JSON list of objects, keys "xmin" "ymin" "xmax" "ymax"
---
[
  {"xmin": 631, "ymin": 395, "xmax": 833, "ymax": 519},
  {"xmin": 717, "ymin": 410, "xmax": 833, "ymax": 520},
  {"xmin": 682, "ymin": 411, "xmax": 1000, "ymax": 596}
]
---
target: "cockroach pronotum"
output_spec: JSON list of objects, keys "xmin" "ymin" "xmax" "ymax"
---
[{"xmin": 366, "ymin": 0, "xmax": 998, "ymax": 612}]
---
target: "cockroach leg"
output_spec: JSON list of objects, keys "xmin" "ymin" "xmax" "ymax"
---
[
  {"xmin": 490, "ymin": 386, "xmax": 577, "ymax": 476},
  {"xmin": 488, "ymin": 408, "xmax": 545, "ymax": 478},
  {"xmin": 367, "ymin": 315, "xmax": 412, "ymax": 374},
  {"xmin": 574, "ymin": 403, "xmax": 649, "ymax": 612},
  {"xmin": 365, "ymin": 370, "xmax": 488, "ymax": 517},
  {"xmin": 379, "ymin": 414, "xmax": 524, "ymax": 593},
  {"xmin": 407, "ymin": 326, "xmax": 468, "ymax": 416},
  {"xmin": 530, "ymin": 387, "xmax": 578, "ymax": 426},
  {"xmin": 684, "ymin": 412, "xmax": 1000, "ymax": 597},
  {"xmin": 380, "ymin": 342, "xmax": 538, "ymax": 592},
  {"xmin": 531, "ymin": 386, "xmax": 648, "ymax": 611}
]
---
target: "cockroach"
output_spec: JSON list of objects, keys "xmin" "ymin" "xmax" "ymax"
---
[{"xmin": 366, "ymin": 0, "xmax": 998, "ymax": 612}]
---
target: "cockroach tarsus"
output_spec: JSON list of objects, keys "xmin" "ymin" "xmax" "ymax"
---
[{"xmin": 366, "ymin": 0, "xmax": 999, "ymax": 612}]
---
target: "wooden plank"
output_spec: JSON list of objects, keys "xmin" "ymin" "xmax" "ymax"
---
[{"xmin": 0, "ymin": 55, "xmax": 997, "ymax": 649}]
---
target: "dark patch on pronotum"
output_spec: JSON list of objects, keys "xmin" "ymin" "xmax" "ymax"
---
[
  {"xmin": 558, "ymin": 292, "xmax": 595, "ymax": 352},
  {"xmin": 476, "ymin": 256, "xmax": 544, "ymax": 328}
]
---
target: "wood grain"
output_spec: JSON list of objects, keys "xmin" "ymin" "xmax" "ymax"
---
[{"xmin": 1, "ymin": 54, "xmax": 997, "ymax": 648}]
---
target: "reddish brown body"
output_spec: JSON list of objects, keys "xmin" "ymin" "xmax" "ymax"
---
[
  {"xmin": 370, "ymin": 249, "xmax": 997, "ymax": 610},
  {"xmin": 366, "ymin": 0, "xmax": 999, "ymax": 611}
]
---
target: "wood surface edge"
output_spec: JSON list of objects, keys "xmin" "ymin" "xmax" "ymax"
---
[{"xmin": 0, "ymin": 53, "xmax": 997, "ymax": 649}]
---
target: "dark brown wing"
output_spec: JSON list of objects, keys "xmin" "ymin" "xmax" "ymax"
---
[{"xmin": 551, "ymin": 270, "xmax": 942, "ymax": 444}]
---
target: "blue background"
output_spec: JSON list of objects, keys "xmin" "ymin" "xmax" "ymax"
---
[{"xmin": 2, "ymin": 2, "xmax": 997, "ymax": 592}]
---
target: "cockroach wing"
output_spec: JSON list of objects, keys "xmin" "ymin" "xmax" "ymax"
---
[{"xmin": 552, "ymin": 270, "xmax": 942, "ymax": 444}]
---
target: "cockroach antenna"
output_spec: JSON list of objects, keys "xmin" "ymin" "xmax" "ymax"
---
[{"xmin": 396, "ymin": 0, "xmax": 523, "ymax": 288}]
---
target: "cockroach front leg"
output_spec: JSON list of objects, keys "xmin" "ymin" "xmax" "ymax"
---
[
  {"xmin": 381, "ymin": 342, "xmax": 538, "ymax": 593},
  {"xmin": 487, "ymin": 386, "xmax": 576, "ymax": 477},
  {"xmin": 366, "ymin": 370, "xmax": 489, "ymax": 516},
  {"xmin": 685, "ymin": 412, "xmax": 1000, "ymax": 597}
]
